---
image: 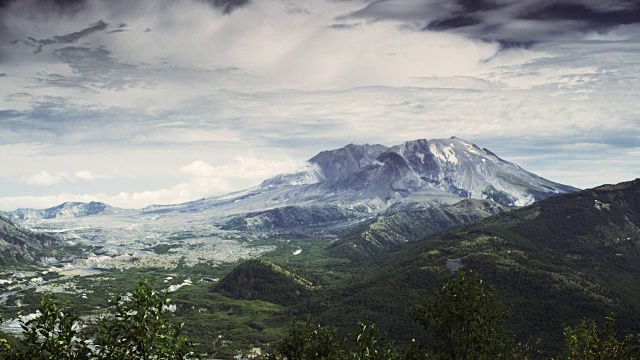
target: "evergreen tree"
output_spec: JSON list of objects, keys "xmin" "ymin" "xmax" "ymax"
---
[
  {"xmin": 267, "ymin": 318, "xmax": 343, "ymax": 360},
  {"xmin": 413, "ymin": 270, "xmax": 513, "ymax": 360}
]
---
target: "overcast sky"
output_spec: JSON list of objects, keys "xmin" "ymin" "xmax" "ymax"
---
[{"xmin": 0, "ymin": 0, "xmax": 638, "ymax": 210}]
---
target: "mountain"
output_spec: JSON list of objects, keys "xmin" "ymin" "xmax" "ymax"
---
[
  {"xmin": 316, "ymin": 178, "xmax": 640, "ymax": 354},
  {"xmin": 0, "ymin": 215, "xmax": 59, "ymax": 264},
  {"xmin": 154, "ymin": 137, "xmax": 576, "ymax": 218},
  {"xmin": 267, "ymin": 137, "xmax": 577, "ymax": 207},
  {"xmin": 3, "ymin": 201, "xmax": 124, "ymax": 222},
  {"xmin": 11, "ymin": 138, "xmax": 575, "ymax": 226},
  {"xmin": 202, "ymin": 137, "xmax": 575, "ymax": 246}
]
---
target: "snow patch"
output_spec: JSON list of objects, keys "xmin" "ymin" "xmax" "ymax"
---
[
  {"xmin": 430, "ymin": 144, "xmax": 459, "ymax": 164},
  {"xmin": 429, "ymin": 144, "xmax": 447, "ymax": 163},
  {"xmin": 442, "ymin": 147, "xmax": 459, "ymax": 165},
  {"xmin": 462, "ymin": 142, "xmax": 479, "ymax": 153}
]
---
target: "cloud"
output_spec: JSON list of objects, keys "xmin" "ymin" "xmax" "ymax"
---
[
  {"xmin": 180, "ymin": 156, "xmax": 304, "ymax": 182},
  {"xmin": 348, "ymin": 0, "xmax": 640, "ymax": 43},
  {"xmin": 1, "ymin": 156, "xmax": 304, "ymax": 209},
  {"xmin": 22, "ymin": 171, "xmax": 63, "ymax": 186},
  {"xmin": 74, "ymin": 170, "xmax": 103, "ymax": 180},
  {"xmin": 12, "ymin": 20, "xmax": 111, "ymax": 53},
  {"xmin": 180, "ymin": 161, "xmax": 216, "ymax": 178},
  {"xmin": 20, "ymin": 170, "xmax": 108, "ymax": 185}
]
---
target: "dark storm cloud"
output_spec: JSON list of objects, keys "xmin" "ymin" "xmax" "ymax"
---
[
  {"xmin": 0, "ymin": 0, "xmax": 250, "ymax": 17},
  {"xmin": 350, "ymin": 0, "xmax": 640, "ymax": 44},
  {"xmin": 11, "ymin": 20, "xmax": 110, "ymax": 53},
  {"xmin": 0, "ymin": 0, "xmax": 86, "ymax": 18},
  {"xmin": 203, "ymin": 0, "xmax": 250, "ymax": 14},
  {"xmin": 40, "ymin": 46, "xmax": 147, "ymax": 91}
]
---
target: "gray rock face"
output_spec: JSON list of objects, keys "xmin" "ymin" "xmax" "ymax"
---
[
  {"xmin": 0, "ymin": 215, "xmax": 59, "ymax": 264},
  {"xmin": 307, "ymin": 143, "xmax": 389, "ymax": 182}
]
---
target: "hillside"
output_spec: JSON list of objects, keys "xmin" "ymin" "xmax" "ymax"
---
[
  {"xmin": 220, "ymin": 205, "xmax": 368, "ymax": 233},
  {"xmin": 329, "ymin": 198, "xmax": 505, "ymax": 259},
  {"xmin": 0, "ymin": 215, "xmax": 59, "ymax": 265},
  {"xmin": 316, "ymin": 178, "xmax": 640, "ymax": 354},
  {"xmin": 214, "ymin": 259, "xmax": 318, "ymax": 307}
]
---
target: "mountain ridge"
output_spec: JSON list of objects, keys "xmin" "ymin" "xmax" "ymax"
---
[
  {"xmin": 5, "ymin": 137, "xmax": 578, "ymax": 228},
  {"xmin": 0, "ymin": 214, "xmax": 59, "ymax": 264},
  {"xmin": 2, "ymin": 201, "xmax": 125, "ymax": 222}
]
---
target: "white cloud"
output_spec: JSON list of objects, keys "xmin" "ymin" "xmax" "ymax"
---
[
  {"xmin": 181, "ymin": 156, "xmax": 304, "ymax": 181},
  {"xmin": 0, "ymin": 156, "xmax": 306, "ymax": 210},
  {"xmin": 74, "ymin": 170, "xmax": 104, "ymax": 181},
  {"xmin": 0, "ymin": 179, "xmax": 230, "ymax": 210},
  {"xmin": 20, "ymin": 170, "xmax": 109, "ymax": 186},
  {"xmin": 22, "ymin": 171, "xmax": 63, "ymax": 186},
  {"xmin": 180, "ymin": 161, "xmax": 217, "ymax": 178}
]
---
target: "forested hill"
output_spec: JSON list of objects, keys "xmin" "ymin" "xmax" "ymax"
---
[{"xmin": 316, "ymin": 178, "xmax": 640, "ymax": 354}]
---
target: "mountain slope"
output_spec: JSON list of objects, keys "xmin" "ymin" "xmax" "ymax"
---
[
  {"xmin": 0, "ymin": 215, "xmax": 59, "ymax": 264},
  {"xmin": 214, "ymin": 259, "xmax": 318, "ymax": 306},
  {"xmin": 329, "ymin": 198, "xmax": 506, "ymax": 259},
  {"xmin": 317, "ymin": 178, "xmax": 640, "ymax": 354},
  {"xmin": 220, "ymin": 204, "xmax": 371, "ymax": 233},
  {"xmin": 4, "ymin": 201, "xmax": 124, "ymax": 222},
  {"xmin": 9, "ymin": 138, "xmax": 575, "ymax": 228}
]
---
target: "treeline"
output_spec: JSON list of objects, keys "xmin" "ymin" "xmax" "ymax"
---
[
  {"xmin": 2, "ymin": 271, "xmax": 639, "ymax": 359},
  {"xmin": 269, "ymin": 271, "xmax": 640, "ymax": 360}
]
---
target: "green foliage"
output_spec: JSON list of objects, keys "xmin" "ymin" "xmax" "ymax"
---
[
  {"xmin": 413, "ymin": 270, "xmax": 513, "ymax": 360},
  {"xmin": 267, "ymin": 318, "xmax": 343, "ymax": 360},
  {"xmin": 214, "ymin": 260, "xmax": 316, "ymax": 307},
  {"xmin": 96, "ymin": 279, "xmax": 197, "ymax": 360},
  {"xmin": 0, "ymin": 280, "xmax": 198, "ymax": 360},
  {"xmin": 558, "ymin": 314, "xmax": 639, "ymax": 360},
  {"xmin": 349, "ymin": 322, "xmax": 399, "ymax": 360},
  {"xmin": 9, "ymin": 296, "xmax": 92, "ymax": 360},
  {"xmin": 267, "ymin": 319, "xmax": 401, "ymax": 360}
]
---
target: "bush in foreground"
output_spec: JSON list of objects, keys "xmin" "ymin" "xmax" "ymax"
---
[{"xmin": 0, "ymin": 280, "xmax": 198, "ymax": 360}]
